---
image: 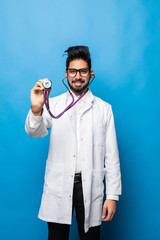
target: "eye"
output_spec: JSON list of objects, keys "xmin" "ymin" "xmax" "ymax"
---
[
  {"xmin": 69, "ymin": 69, "xmax": 76, "ymax": 73},
  {"xmin": 81, "ymin": 69, "xmax": 88, "ymax": 73}
]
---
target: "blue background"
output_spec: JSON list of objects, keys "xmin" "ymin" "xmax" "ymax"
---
[{"xmin": 0, "ymin": 0, "xmax": 159, "ymax": 239}]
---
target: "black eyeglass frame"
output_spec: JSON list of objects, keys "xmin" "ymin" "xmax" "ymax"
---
[{"xmin": 66, "ymin": 68, "xmax": 91, "ymax": 77}]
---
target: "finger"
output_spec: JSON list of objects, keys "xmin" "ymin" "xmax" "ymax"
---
[
  {"xmin": 34, "ymin": 82, "xmax": 44, "ymax": 90},
  {"xmin": 35, "ymin": 82, "xmax": 44, "ymax": 89},
  {"xmin": 105, "ymin": 211, "xmax": 115, "ymax": 221},
  {"xmin": 35, "ymin": 82, "xmax": 42, "ymax": 87},
  {"xmin": 33, "ymin": 87, "xmax": 43, "ymax": 93},
  {"xmin": 103, "ymin": 211, "xmax": 113, "ymax": 221},
  {"xmin": 38, "ymin": 79, "xmax": 49, "ymax": 85},
  {"xmin": 31, "ymin": 87, "xmax": 44, "ymax": 93},
  {"xmin": 108, "ymin": 212, "xmax": 115, "ymax": 221},
  {"xmin": 102, "ymin": 206, "xmax": 107, "ymax": 220},
  {"xmin": 38, "ymin": 79, "xmax": 45, "ymax": 83},
  {"xmin": 31, "ymin": 86, "xmax": 43, "ymax": 92},
  {"xmin": 110, "ymin": 211, "xmax": 115, "ymax": 220}
]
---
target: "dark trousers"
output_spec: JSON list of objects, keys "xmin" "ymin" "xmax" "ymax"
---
[{"xmin": 47, "ymin": 173, "xmax": 100, "ymax": 240}]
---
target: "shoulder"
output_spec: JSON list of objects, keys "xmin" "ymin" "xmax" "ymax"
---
[
  {"xmin": 92, "ymin": 94, "xmax": 113, "ymax": 123},
  {"xmin": 93, "ymin": 94, "xmax": 112, "ymax": 111}
]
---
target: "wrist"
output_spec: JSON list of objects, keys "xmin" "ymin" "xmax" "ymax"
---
[{"xmin": 31, "ymin": 106, "xmax": 43, "ymax": 116}]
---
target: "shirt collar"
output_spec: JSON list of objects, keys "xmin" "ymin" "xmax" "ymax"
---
[{"xmin": 67, "ymin": 88, "xmax": 94, "ymax": 104}]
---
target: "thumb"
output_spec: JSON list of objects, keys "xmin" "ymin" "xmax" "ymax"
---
[{"xmin": 102, "ymin": 203, "xmax": 107, "ymax": 220}]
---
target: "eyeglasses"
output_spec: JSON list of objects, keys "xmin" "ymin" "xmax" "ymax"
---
[{"xmin": 67, "ymin": 68, "xmax": 90, "ymax": 77}]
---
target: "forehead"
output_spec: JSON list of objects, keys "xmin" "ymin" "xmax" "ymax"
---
[{"xmin": 68, "ymin": 59, "xmax": 88, "ymax": 69}]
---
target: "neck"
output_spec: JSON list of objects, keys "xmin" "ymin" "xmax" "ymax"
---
[{"xmin": 71, "ymin": 88, "xmax": 89, "ymax": 97}]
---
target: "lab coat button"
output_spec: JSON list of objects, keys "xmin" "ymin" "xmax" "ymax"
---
[
  {"xmin": 81, "ymin": 138, "xmax": 83, "ymax": 141},
  {"xmin": 73, "ymin": 155, "xmax": 76, "ymax": 157}
]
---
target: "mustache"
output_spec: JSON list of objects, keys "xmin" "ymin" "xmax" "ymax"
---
[{"xmin": 72, "ymin": 79, "xmax": 85, "ymax": 83}]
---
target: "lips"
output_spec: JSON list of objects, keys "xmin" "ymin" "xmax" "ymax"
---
[
  {"xmin": 72, "ymin": 80, "xmax": 84, "ymax": 87},
  {"xmin": 74, "ymin": 82, "xmax": 83, "ymax": 87}
]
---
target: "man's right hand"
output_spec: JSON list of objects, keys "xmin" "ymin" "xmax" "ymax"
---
[{"xmin": 30, "ymin": 79, "xmax": 51, "ymax": 116}]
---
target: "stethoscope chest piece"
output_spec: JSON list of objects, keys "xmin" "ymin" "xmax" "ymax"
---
[{"xmin": 42, "ymin": 78, "xmax": 52, "ymax": 89}]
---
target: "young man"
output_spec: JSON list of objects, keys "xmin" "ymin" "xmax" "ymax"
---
[{"xmin": 25, "ymin": 46, "xmax": 122, "ymax": 240}]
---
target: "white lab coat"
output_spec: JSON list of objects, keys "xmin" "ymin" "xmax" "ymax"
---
[{"xmin": 25, "ymin": 89, "xmax": 122, "ymax": 233}]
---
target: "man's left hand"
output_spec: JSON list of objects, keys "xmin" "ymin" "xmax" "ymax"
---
[{"xmin": 102, "ymin": 199, "xmax": 117, "ymax": 221}]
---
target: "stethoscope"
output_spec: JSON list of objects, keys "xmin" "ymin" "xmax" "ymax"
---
[{"xmin": 42, "ymin": 74, "xmax": 95, "ymax": 119}]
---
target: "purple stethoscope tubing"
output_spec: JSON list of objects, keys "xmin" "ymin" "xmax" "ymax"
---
[{"xmin": 43, "ymin": 74, "xmax": 95, "ymax": 119}]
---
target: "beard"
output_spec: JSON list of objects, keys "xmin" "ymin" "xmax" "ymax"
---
[{"xmin": 67, "ymin": 78, "xmax": 90, "ymax": 94}]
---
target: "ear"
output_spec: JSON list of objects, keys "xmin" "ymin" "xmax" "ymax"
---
[
  {"xmin": 65, "ymin": 70, "xmax": 67, "ymax": 77},
  {"xmin": 90, "ymin": 70, "xmax": 94, "ymax": 79}
]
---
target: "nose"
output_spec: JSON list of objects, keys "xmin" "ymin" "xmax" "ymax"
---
[{"xmin": 75, "ymin": 70, "xmax": 81, "ymax": 79}]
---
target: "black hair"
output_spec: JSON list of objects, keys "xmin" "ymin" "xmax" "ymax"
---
[{"xmin": 64, "ymin": 46, "xmax": 91, "ymax": 70}]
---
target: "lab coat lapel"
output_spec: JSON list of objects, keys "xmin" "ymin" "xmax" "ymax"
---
[{"xmin": 80, "ymin": 90, "xmax": 94, "ymax": 117}]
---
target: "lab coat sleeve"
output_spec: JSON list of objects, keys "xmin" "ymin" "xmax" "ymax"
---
[
  {"xmin": 104, "ymin": 105, "xmax": 122, "ymax": 198},
  {"xmin": 25, "ymin": 104, "xmax": 52, "ymax": 138},
  {"xmin": 106, "ymin": 194, "xmax": 119, "ymax": 201}
]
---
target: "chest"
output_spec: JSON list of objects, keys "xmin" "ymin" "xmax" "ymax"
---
[{"xmin": 50, "ymin": 102, "xmax": 106, "ymax": 147}]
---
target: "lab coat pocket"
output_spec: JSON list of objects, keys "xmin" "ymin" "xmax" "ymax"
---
[
  {"xmin": 91, "ymin": 169, "xmax": 105, "ymax": 202},
  {"xmin": 44, "ymin": 161, "xmax": 64, "ymax": 198}
]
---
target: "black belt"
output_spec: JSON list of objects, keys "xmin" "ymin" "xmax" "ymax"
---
[{"xmin": 74, "ymin": 172, "xmax": 81, "ymax": 183}]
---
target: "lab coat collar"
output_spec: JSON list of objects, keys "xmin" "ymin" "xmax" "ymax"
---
[{"xmin": 66, "ymin": 88, "xmax": 94, "ymax": 105}]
